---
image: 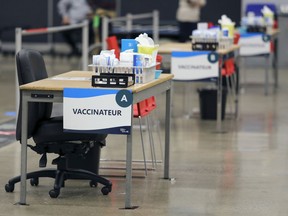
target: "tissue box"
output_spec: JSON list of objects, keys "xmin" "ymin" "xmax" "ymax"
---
[
  {"xmin": 121, "ymin": 39, "xmax": 138, "ymax": 52},
  {"xmin": 119, "ymin": 52, "xmax": 134, "ymax": 67}
]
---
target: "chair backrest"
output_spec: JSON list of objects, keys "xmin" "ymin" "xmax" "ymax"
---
[
  {"xmin": 133, "ymin": 100, "xmax": 150, "ymax": 118},
  {"xmin": 145, "ymin": 96, "xmax": 157, "ymax": 112},
  {"xmin": 16, "ymin": 49, "xmax": 53, "ymax": 141},
  {"xmin": 106, "ymin": 35, "xmax": 120, "ymax": 59}
]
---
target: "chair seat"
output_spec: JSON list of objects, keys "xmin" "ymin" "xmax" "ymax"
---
[{"xmin": 33, "ymin": 116, "xmax": 107, "ymax": 144}]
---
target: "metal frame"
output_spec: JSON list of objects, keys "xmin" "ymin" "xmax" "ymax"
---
[
  {"xmin": 14, "ymin": 21, "xmax": 89, "ymax": 115},
  {"xmin": 15, "ymin": 21, "xmax": 89, "ymax": 71},
  {"xmin": 101, "ymin": 10, "xmax": 159, "ymax": 50}
]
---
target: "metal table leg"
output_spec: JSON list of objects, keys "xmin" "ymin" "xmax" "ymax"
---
[
  {"xmin": 164, "ymin": 88, "xmax": 171, "ymax": 179},
  {"xmin": 234, "ymin": 57, "xmax": 240, "ymax": 119},
  {"xmin": 264, "ymin": 54, "xmax": 270, "ymax": 96},
  {"xmin": 19, "ymin": 92, "xmax": 29, "ymax": 205},
  {"xmin": 273, "ymin": 37, "xmax": 278, "ymax": 89},
  {"xmin": 125, "ymin": 130, "xmax": 133, "ymax": 209},
  {"xmin": 216, "ymin": 56, "xmax": 223, "ymax": 132}
]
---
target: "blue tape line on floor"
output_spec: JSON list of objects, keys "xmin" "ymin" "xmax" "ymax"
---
[
  {"xmin": 0, "ymin": 119, "xmax": 16, "ymax": 148},
  {"xmin": 4, "ymin": 111, "xmax": 16, "ymax": 117}
]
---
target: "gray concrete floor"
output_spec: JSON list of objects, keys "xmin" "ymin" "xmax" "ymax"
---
[{"xmin": 1, "ymin": 53, "xmax": 288, "ymax": 215}]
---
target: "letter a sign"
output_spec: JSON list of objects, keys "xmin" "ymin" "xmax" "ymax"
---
[
  {"xmin": 121, "ymin": 95, "xmax": 128, "ymax": 102},
  {"xmin": 63, "ymin": 88, "xmax": 133, "ymax": 134}
]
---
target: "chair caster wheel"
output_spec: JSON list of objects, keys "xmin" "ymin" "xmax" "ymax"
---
[
  {"xmin": 30, "ymin": 178, "xmax": 39, "ymax": 186},
  {"xmin": 101, "ymin": 186, "xmax": 111, "ymax": 195},
  {"xmin": 49, "ymin": 189, "xmax": 60, "ymax": 198},
  {"xmin": 89, "ymin": 180, "xmax": 98, "ymax": 188},
  {"xmin": 5, "ymin": 183, "xmax": 14, "ymax": 192}
]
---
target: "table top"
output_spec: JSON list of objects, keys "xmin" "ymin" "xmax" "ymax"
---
[
  {"xmin": 158, "ymin": 42, "xmax": 240, "ymax": 55},
  {"xmin": 20, "ymin": 71, "xmax": 174, "ymax": 93}
]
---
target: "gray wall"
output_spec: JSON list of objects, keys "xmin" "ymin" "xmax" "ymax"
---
[
  {"xmin": 242, "ymin": 0, "xmax": 287, "ymax": 14},
  {"xmin": 242, "ymin": 0, "xmax": 288, "ymax": 67},
  {"xmin": 121, "ymin": 0, "xmax": 241, "ymax": 26},
  {"xmin": 0, "ymin": 0, "xmax": 62, "ymax": 43},
  {"xmin": 0, "ymin": 0, "xmax": 287, "ymax": 67}
]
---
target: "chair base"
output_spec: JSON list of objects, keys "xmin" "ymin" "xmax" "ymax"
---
[{"xmin": 5, "ymin": 161, "xmax": 112, "ymax": 198}]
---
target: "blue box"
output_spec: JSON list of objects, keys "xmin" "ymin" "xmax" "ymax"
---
[{"xmin": 121, "ymin": 39, "xmax": 138, "ymax": 52}]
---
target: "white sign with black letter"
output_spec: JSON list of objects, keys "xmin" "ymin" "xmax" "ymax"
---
[
  {"xmin": 63, "ymin": 88, "xmax": 132, "ymax": 134},
  {"xmin": 239, "ymin": 33, "xmax": 271, "ymax": 56},
  {"xmin": 171, "ymin": 51, "xmax": 219, "ymax": 81}
]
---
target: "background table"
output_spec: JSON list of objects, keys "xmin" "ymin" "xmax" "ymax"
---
[
  {"xmin": 239, "ymin": 29, "xmax": 279, "ymax": 95},
  {"xmin": 158, "ymin": 43, "xmax": 240, "ymax": 132}
]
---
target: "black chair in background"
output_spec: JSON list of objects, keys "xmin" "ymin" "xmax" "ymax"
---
[{"xmin": 5, "ymin": 49, "xmax": 112, "ymax": 198}]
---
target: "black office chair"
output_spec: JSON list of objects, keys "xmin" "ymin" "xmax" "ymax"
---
[{"xmin": 5, "ymin": 49, "xmax": 112, "ymax": 198}]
